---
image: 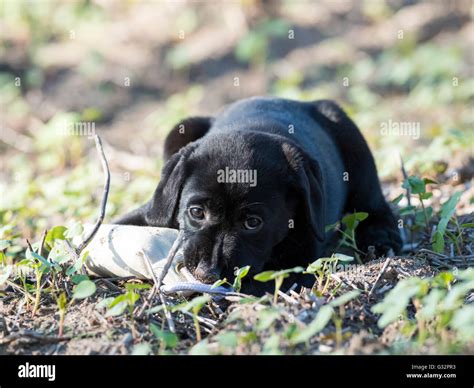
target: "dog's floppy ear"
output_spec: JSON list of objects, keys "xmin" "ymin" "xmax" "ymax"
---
[
  {"xmin": 282, "ymin": 142, "xmax": 326, "ymax": 242},
  {"xmin": 164, "ymin": 116, "xmax": 213, "ymax": 161},
  {"xmin": 144, "ymin": 142, "xmax": 199, "ymax": 228},
  {"xmin": 113, "ymin": 143, "xmax": 198, "ymax": 227}
]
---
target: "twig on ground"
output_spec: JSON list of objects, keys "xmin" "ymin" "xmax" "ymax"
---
[
  {"xmin": 277, "ymin": 290, "xmax": 299, "ymax": 305},
  {"xmin": 138, "ymin": 250, "xmax": 176, "ymax": 333},
  {"xmin": 26, "ymin": 239, "xmax": 34, "ymax": 253},
  {"xmin": 289, "ymin": 289, "xmax": 301, "ymax": 299},
  {"xmin": 180, "ymin": 311, "xmax": 216, "ymax": 331},
  {"xmin": 1, "ymin": 330, "xmax": 71, "ymax": 345},
  {"xmin": 95, "ymin": 278, "xmax": 122, "ymax": 292},
  {"xmin": 38, "ymin": 230, "xmax": 47, "ymax": 257},
  {"xmin": 5, "ymin": 280, "xmax": 35, "ymax": 302},
  {"xmin": 330, "ymin": 273, "xmax": 361, "ymax": 291},
  {"xmin": 400, "ymin": 155, "xmax": 414, "ymax": 245},
  {"xmin": 368, "ymin": 257, "xmax": 392, "ymax": 298},
  {"xmin": 418, "ymin": 248, "xmax": 447, "ymax": 258},
  {"xmin": 446, "ymin": 254, "xmax": 474, "ymax": 260},
  {"xmin": 136, "ymin": 251, "xmax": 158, "ymax": 316},
  {"xmin": 75, "ymin": 135, "xmax": 110, "ymax": 255},
  {"xmin": 157, "ymin": 231, "xmax": 184, "ymax": 288}
]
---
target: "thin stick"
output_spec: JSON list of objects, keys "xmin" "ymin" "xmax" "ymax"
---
[
  {"xmin": 95, "ymin": 278, "xmax": 122, "ymax": 292},
  {"xmin": 75, "ymin": 135, "xmax": 110, "ymax": 255},
  {"xmin": 180, "ymin": 310, "xmax": 216, "ymax": 330},
  {"xmin": 277, "ymin": 290, "xmax": 298, "ymax": 305},
  {"xmin": 418, "ymin": 248, "xmax": 448, "ymax": 258},
  {"xmin": 1, "ymin": 330, "xmax": 71, "ymax": 345},
  {"xmin": 330, "ymin": 273, "xmax": 361, "ymax": 291},
  {"xmin": 38, "ymin": 230, "xmax": 47, "ymax": 257},
  {"xmin": 139, "ymin": 250, "xmax": 176, "ymax": 333},
  {"xmin": 368, "ymin": 257, "xmax": 392, "ymax": 297},
  {"xmin": 157, "ymin": 231, "xmax": 184, "ymax": 288},
  {"xmin": 400, "ymin": 155, "xmax": 411, "ymax": 208},
  {"xmin": 6, "ymin": 280, "xmax": 35, "ymax": 302},
  {"xmin": 400, "ymin": 155, "xmax": 414, "ymax": 245}
]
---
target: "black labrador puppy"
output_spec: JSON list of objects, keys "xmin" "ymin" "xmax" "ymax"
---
[{"xmin": 115, "ymin": 97, "xmax": 402, "ymax": 294}]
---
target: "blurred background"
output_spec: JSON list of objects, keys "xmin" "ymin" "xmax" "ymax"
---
[{"xmin": 0, "ymin": 0, "xmax": 472, "ymax": 239}]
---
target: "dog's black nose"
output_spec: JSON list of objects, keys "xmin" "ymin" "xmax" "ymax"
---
[{"xmin": 194, "ymin": 266, "xmax": 220, "ymax": 284}]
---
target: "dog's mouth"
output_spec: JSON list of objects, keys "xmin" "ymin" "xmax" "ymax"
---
[
  {"xmin": 175, "ymin": 261, "xmax": 199, "ymax": 283},
  {"xmin": 177, "ymin": 260, "xmax": 225, "ymax": 284}
]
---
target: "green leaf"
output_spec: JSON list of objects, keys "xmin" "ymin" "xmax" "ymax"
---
[
  {"xmin": 57, "ymin": 291, "xmax": 68, "ymax": 310},
  {"xmin": 95, "ymin": 297, "xmax": 115, "ymax": 310},
  {"xmin": 372, "ymin": 277, "xmax": 425, "ymax": 328},
  {"xmin": 443, "ymin": 280, "xmax": 474, "ymax": 310},
  {"xmin": 72, "ymin": 280, "xmax": 96, "ymax": 299},
  {"xmin": 235, "ymin": 33, "xmax": 266, "ymax": 63},
  {"xmin": 106, "ymin": 300, "xmax": 128, "ymax": 317},
  {"xmin": 291, "ymin": 305, "xmax": 334, "ymax": 344},
  {"xmin": 45, "ymin": 226, "xmax": 67, "ymax": 248},
  {"xmin": 71, "ymin": 274, "xmax": 89, "ymax": 284},
  {"xmin": 124, "ymin": 283, "xmax": 151, "ymax": 292},
  {"xmin": 419, "ymin": 192, "xmax": 433, "ymax": 200},
  {"xmin": 0, "ymin": 240, "xmax": 12, "ymax": 251},
  {"xmin": 423, "ymin": 178, "xmax": 438, "ymax": 185},
  {"xmin": 325, "ymin": 222, "xmax": 339, "ymax": 232},
  {"xmin": 65, "ymin": 222, "xmax": 84, "ymax": 239},
  {"xmin": 254, "ymin": 270, "xmax": 276, "ymax": 282},
  {"xmin": 329, "ymin": 290, "xmax": 360, "ymax": 307},
  {"xmin": 333, "ymin": 253, "xmax": 354, "ymax": 263},
  {"xmin": 109, "ymin": 294, "xmax": 127, "ymax": 308},
  {"xmin": 419, "ymin": 289, "xmax": 445, "ymax": 319},
  {"xmin": 189, "ymin": 340, "xmax": 211, "ymax": 355},
  {"xmin": 457, "ymin": 268, "xmax": 474, "ymax": 281},
  {"xmin": 0, "ymin": 265, "xmax": 12, "ymax": 286},
  {"xmin": 256, "ymin": 309, "xmax": 280, "ymax": 331},
  {"xmin": 150, "ymin": 323, "xmax": 178, "ymax": 349},
  {"xmin": 440, "ymin": 192, "xmax": 462, "ymax": 220},
  {"xmin": 342, "ymin": 212, "xmax": 368, "ymax": 230},
  {"xmin": 66, "ymin": 250, "xmax": 89, "ymax": 276},
  {"xmin": 233, "ymin": 265, "xmax": 250, "ymax": 291},
  {"xmin": 403, "ymin": 176, "xmax": 425, "ymax": 194},
  {"xmin": 306, "ymin": 255, "xmax": 353, "ymax": 275},
  {"xmin": 211, "ymin": 279, "xmax": 228, "ymax": 288},
  {"xmin": 399, "ymin": 206, "xmax": 416, "ymax": 216},
  {"xmin": 254, "ymin": 267, "xmax": 303, "ymax": 282},
  {"xmin": 391, "ymin": 194, "xmax": 404, "ymax": 205},
  {"xmin": 215, "ymin": 331, "xmax": 239, "ymax": 349},
  {"xmin": 262, "ymin": 334, "xmax": 282, "ymax": 355},
  {"xmin": 450, "ymin": 305, "xmax": 474, "ymax": 339},
  {"xmin": 173, "ymin": 295, "xmax": 211, "ymax": 314},
  {"xmin": 305, "ymin": 258, "xmax": 329, "ymax": 274},
  {"xmin": 432, "ymin": 271, "xmax": 455, "ymax": 288},
  {"xmin": 432, "ymin": 192, "xmax": 462, "ymax": 253},
  {"xmin": 432, "ymin": 230, "xmax": 445, "ymax": 253},
  {"xmin": 26, "ymin": 248, "xmax": 51, "ymax": 271}
]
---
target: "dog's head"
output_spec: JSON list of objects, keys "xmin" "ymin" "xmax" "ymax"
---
[{"xmin": 144, "ymin": 131, "xmax": 325, "ymax": 292}]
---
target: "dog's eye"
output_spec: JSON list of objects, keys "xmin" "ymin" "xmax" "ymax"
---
[
  {"xmin": 243, "ymin": 215, "xmax": 263, "ymax": 230},
  {"xmin": 189, "ymin": 206, "xmax": 205, "ymax": 220}
]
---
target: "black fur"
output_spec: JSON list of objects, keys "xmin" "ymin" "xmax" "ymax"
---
[{"xmin": 115, "ymin": 97, "xmax": 402, "ymax": 294}]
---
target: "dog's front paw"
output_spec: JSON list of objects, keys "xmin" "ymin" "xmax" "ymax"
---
[{"xmin": 355, "ymin": 214, "xmax": 402, "ymax": 260}]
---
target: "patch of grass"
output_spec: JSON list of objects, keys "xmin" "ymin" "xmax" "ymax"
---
[{"xmin": 372, "ymin": 268, "xmax": 474, "ymax": 347}]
